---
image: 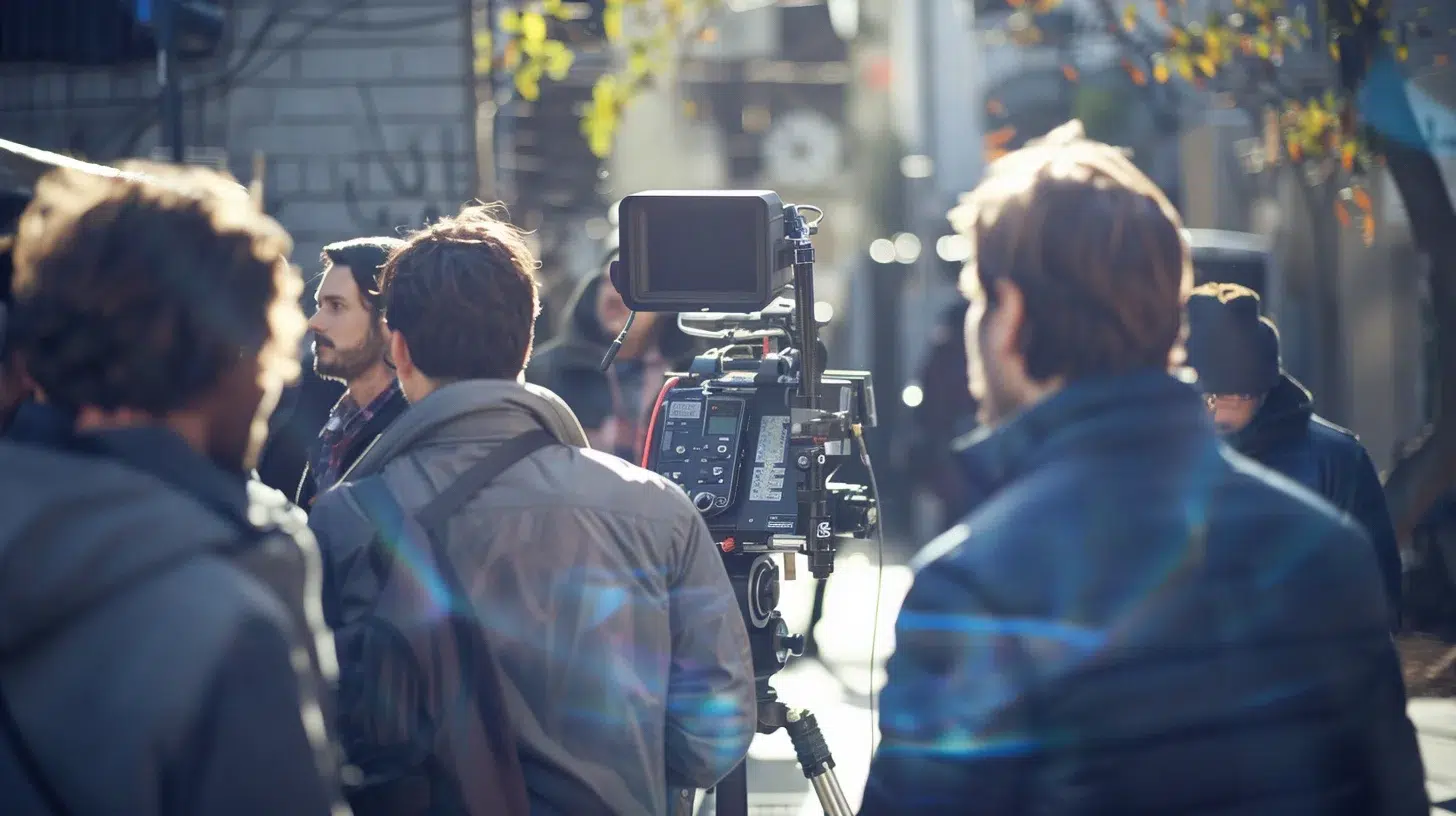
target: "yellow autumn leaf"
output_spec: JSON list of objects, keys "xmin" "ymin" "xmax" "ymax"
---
[
  {"xmin": 1340, "ymin": 141, "xmax": 1357, "ymax": 171},
  {"xmin": 521, "ymin": 11, "xmax": 548, "ymax": 44},
  {"xmin": 542, "ymin": 40, "xmax": 575, "ymax": 80},
  {"xmin": 499, "ymin": 9, "xmax": 521, "ymax": 34},
  {"xmin": 544, "ymin": 0, "xmax": 569, "ymax": 19},
  {"xmin": 472, "ymin": 30, "xmax": 492, "ymax": 75},
  {"xmin": 1153, "ymin": 60, "xmax": 1171, "ymax": 83},
  {"xmin": 1196, "ymin": 54, "xmax": 1217, "ymax": 76},
  {"xmin": 1172, "ymin": 52, "xmax": 1194, "ymax": 80},
  {"xmin": 1255, "ymin": 38, "xmax": 1271, "ymax": 58},
  {"xmin": 628, "ymin": 50, "xmax": 651, "ymax": 79},
  {"xmin": 604, "ymin": 6, "xmax": 624, "ymax": 41},
  {"xmin": 1397, "ymin": 44, "xmax": 1410, "ymax": 61},
  {"xmin": 1122, "ymin": 4, "xmax": 1138, "ymax": 32},
  {"xmin": 515, "ymin": 64, "xmax": 542, "ymax": 100}
]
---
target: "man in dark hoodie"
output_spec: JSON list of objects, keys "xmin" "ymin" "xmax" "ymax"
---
[
  {"xmin": 0, "ymin": 162, "xmax": 345, "ymax": 815},
  {"xmin": 526, "ymin": 243, "xmax": 695, "ymax": 463},
  {"xmin": 1185, "ymin": 282, "xmax": 1402, "ymax": 624}
]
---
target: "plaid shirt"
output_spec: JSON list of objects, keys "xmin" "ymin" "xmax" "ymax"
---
[{"xmin": 309, "ymin": 380, "xmax": 401, "ymax": 494}]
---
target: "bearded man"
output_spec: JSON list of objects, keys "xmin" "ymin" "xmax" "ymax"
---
[{"xmin": 296, "ymin": 236, "xmax": 408, "ymax": 508}]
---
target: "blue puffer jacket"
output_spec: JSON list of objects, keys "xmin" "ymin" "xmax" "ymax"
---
[
  {"xmin": 861, "ymin": 371, "xmax": 1426, "ymax": 816},
  {"xmin": 1227, "ymin": 374, "xmax": 1402, "ymax": 624}
]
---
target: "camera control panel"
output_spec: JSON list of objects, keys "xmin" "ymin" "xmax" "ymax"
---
[{"xmin": 653, "ymin": 392, "xmax": 745, "ymax": 516}]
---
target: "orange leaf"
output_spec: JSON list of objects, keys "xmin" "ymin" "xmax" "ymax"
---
[
  {"xmin": 987, "ymin": 98, "xmax": 1006, "ymax": 116},
  {"xmin": 1156, "ymin": 0, "xmax": 1169, "ymax": 19},
  {"xmin": 1437, "ymin": 54, "xmax": 1450, "ymax": 67},
  {"xmin": 1334, "ymin": 202, "xmax": 1352, "ymax": 227},
  {"xmin": 1340, "ymin": 142, "xmax": 1356, "ymax": 172},
  {"xmin": 1061, "ymin": 64, "xmax": 1080, "ymax": 82},
  {"xmin": 1362, "ymin": 216, "xmax": 1376, "ymax": 246},
  {"xmin": 1353, "ymin": 187, "xmax": 1372, "ymax": 211}
]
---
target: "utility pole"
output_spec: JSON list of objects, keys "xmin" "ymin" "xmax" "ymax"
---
[{"xmin": 155, "ymin": 0, "xmax": 185, "ymax": 163}]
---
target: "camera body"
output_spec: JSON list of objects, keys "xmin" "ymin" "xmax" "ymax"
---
[
  {"xmin": 647, "ymin": 354, "xmax": 875, "ymax": 549},
  {"xmin": 619, "ymin": 190, "xmax": 878, "ymax": 684}
]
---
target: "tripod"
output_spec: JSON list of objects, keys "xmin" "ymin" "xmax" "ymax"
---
[
  {"xmin": 706, "ymin": 556, "xmax": 853, "ymax": 816},
  {"xmin": 711, "ymin": 680, "xmax": 854, "ymax": 816}
]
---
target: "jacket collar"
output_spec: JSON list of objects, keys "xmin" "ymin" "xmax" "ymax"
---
[
  {"xmin": 344, "ymin": 379, "xmax": 590, "ymax": 480},
  {"xmin": 1227, "ymin": 373, "xmax": 1313, "ymax": 457},
  {"xmin": 5, "ymin": 406, "xmax": 250, "ymax": 528},
  {"xmin": 82, "ymin": 427, "xmax": 252, "ymax": 528},
  {"xmin": 956, "ymin": 369, "xmax": 1213, "ymax": 498}
]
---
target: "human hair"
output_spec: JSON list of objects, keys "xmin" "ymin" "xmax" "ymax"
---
[
  {"xmin": 321, "ymin": 236, "xmax": 406, "ymax": 313},
  {"xmin": 380, "ymin": 203, "xmax": 540, "ymax": 382},
  {"xmin": 8, "ymin": 161, "xmax": 304, "ymax": 414},
  {"xmin": 950, "ymin": 119, "xmax": 1191, "ymax": 382}
]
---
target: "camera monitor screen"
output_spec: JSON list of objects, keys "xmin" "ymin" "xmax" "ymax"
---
[{"xmin": 615, "ymin": 190, "xmax": 788, "ymax": 312}]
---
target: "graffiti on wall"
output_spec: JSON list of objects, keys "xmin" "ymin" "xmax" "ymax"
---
[{"xmin": 341, "ymin": 85, "xmax": 471, "ymax": 234}]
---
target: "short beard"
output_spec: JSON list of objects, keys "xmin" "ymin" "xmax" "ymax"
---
[{"xmin": 314, "ymin": 322, "xmax": 388, "ymax": 383}]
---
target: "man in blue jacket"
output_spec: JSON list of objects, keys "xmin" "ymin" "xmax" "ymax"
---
[
  {"xmin": 860, "ymin": 121, "xmax": 1427, "ymax": 814},
  {"xmin": 1184, "ymin": 281, "xmax": 1402, "ymax": 625}
]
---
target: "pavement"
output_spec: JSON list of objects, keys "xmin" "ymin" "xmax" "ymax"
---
[
  {"xmin": 695, "ymin": 550, "xmax": 1456, "ymax": 814},
  {"xmin": 1414, "ymin": 699, "xmax": 1456, "ymax": 814}
]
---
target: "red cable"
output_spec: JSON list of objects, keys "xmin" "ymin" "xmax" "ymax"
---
[{"xmin": 640, "ymin": 376, "xmax": 681, "ymax": 469}]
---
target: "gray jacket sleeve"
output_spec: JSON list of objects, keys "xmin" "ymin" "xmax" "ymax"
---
[{"xmin": 663, "ymin": 510, "xmax": 757, "ymax": 790}]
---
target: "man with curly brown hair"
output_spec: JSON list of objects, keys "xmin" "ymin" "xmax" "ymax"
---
[{"xmin": 0, "ymin": 162, "xmax": 346, "ymax": 815}]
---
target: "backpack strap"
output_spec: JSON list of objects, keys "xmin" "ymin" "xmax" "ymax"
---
[
  {"xmin": 414, "ymin": 430, "xmax": 559, "ymax": 539},
  {"xmin": 348, "ymin": 430, "xmax": 559, "ymax": 814}
]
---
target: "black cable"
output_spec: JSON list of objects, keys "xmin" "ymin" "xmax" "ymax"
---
[{"xmin": 855, "ymin": 424, "xmax": 887, "ymax": 755}]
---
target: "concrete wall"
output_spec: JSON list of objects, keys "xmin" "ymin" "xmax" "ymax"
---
[{"xmin": 0, "ymin": 0, "xmax": 479, "ymax": 278}]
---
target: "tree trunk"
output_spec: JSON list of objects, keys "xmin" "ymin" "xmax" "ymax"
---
[{"xmin": 1370, "ymin": 75, "xmax": 1456, "ymax": 544}]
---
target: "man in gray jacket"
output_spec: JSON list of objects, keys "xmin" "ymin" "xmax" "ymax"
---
[
  {"xmin": 0, "ymin": 162, "xmax": 344, "ymax": 814},
  {"xmin": 308, "ymin": 204, "xmax": 756, "ymax": 816}
]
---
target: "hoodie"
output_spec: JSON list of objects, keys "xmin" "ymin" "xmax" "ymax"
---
[
  {"xmin": 1229, "ymin": 374, "xmax": 1403, "ymax": 623},
  {"xmin": 0, "ymin": 428, "xmax": 345, "ymax": 815},
  {"xmin": 525, "ymin": 274, "xmax": 696, "ymax": 462}
]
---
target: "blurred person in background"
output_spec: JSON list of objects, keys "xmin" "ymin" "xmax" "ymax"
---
[
  {"xmin": 860, "ymin": 122, "xmax": 1426, "ymax": 814},
  {"xmin": 0, "ymin": 163, "xmax": 344, "ymax": 815},
  {"xmin": 526, "ymin": 235, "xmax": 697, "ymax": 463},
  {"xmin": 289, "ymin": 237, "xmax": 408, "ymax": 509},
  {"xmin": 907, "ymin": 297, "xmax": 981, "ymax": 534},
  {"xmin": 1185, "ymin": 282, "xmax": 1401, "ymax": 626},
  {"xmin": 307, "ymin": 205, "xmax": 754, "ymax": 816}
]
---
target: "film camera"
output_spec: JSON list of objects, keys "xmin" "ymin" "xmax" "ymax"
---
[{"xmin": 607, "ymin": 191, "xmax": 877, "ymax": 816}]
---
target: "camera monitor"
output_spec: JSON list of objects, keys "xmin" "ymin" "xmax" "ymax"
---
[{"xmin": 611, "ymin": 190, "xmax": 792, "ymax": 312}]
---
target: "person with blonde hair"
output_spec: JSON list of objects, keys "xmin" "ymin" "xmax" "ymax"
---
[{"xmin": 861, "ymin": 122, "xmax": 1426, "ymax": 815}]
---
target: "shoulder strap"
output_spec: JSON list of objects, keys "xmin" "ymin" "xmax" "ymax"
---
[
  {"xmin": 415, "ymin": 430, "xmax": 559, "ymax": 538},
  {"xmin": 0, "ymin": 681, "xmax": 71, "ymax": 816}
]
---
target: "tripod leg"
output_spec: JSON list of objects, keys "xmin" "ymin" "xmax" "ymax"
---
[
  {"xmin": 713, "ymin": 760, "xmax": 749, "ymax": 816},
  {"xmin": 785, "ymin": 708, "xmax": 854, "ymax": 816}
]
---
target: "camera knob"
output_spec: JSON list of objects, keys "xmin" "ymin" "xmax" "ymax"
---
[
  {"xmin": 781, "ymin": 633, "xmax": 806, "ymax": 656},
  {"xmin": 692, "ymin": 491, "xmax": 716, "ymax": 512}
]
